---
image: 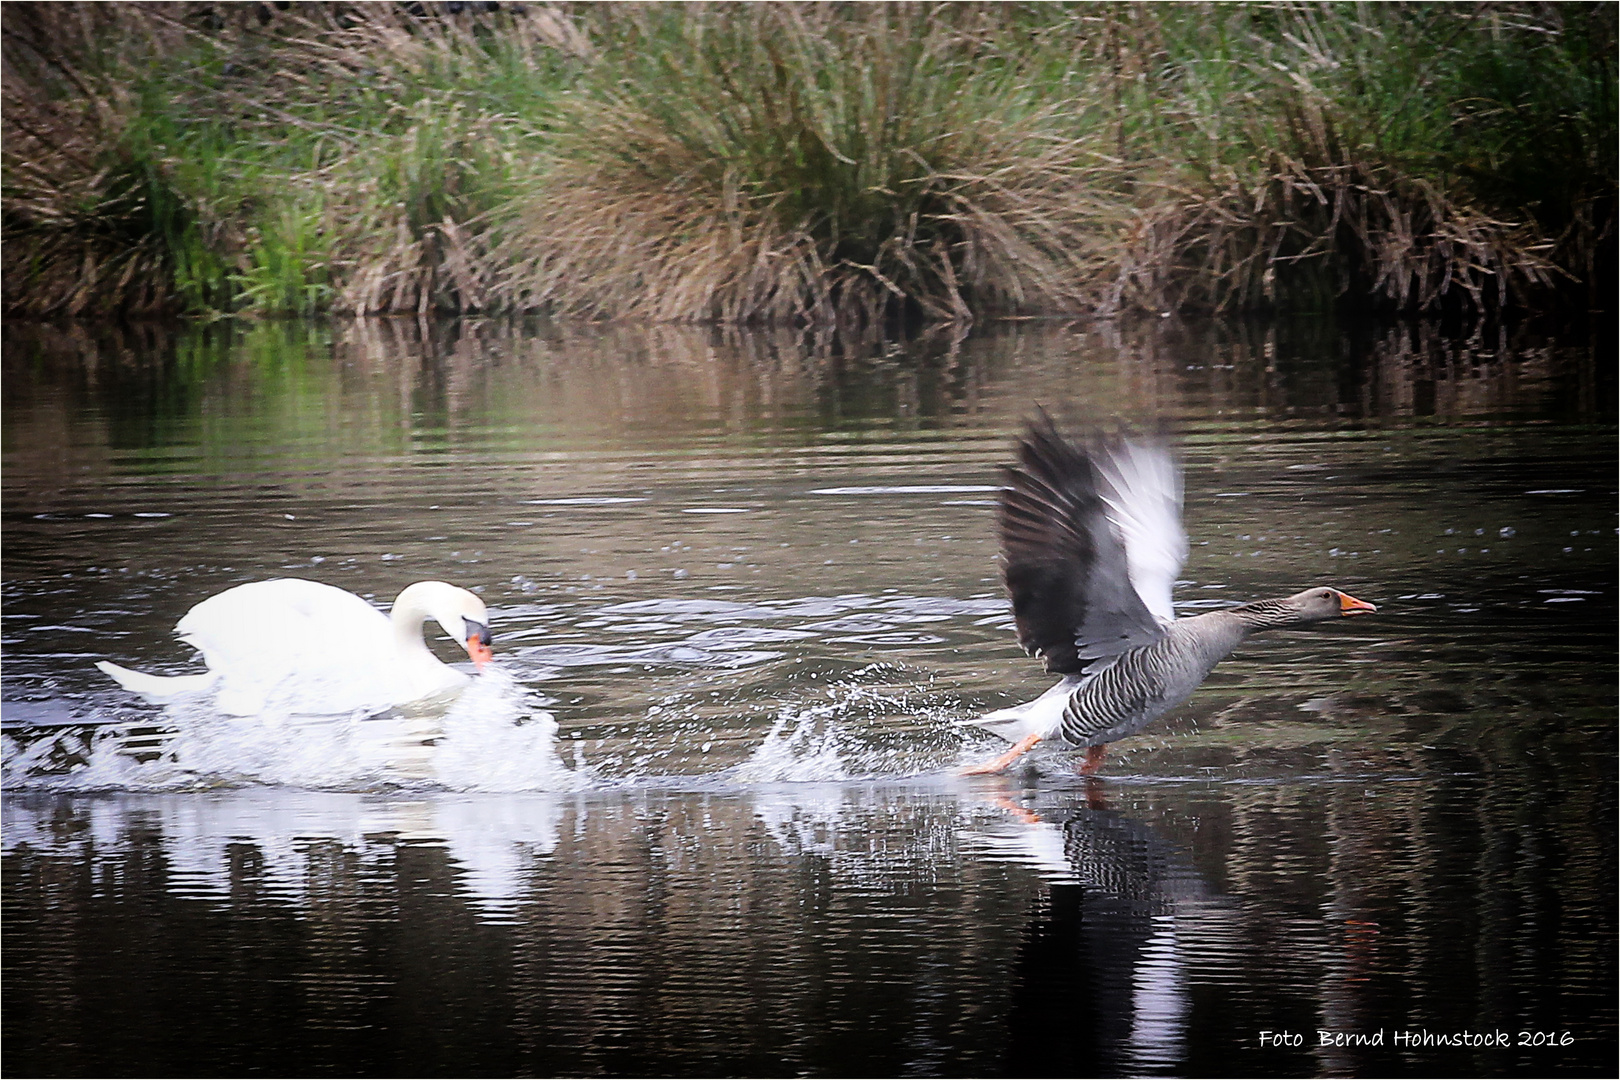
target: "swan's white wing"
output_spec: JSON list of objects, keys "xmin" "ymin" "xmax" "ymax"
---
[
  {"xmin": 1094, "ymin": 438, "xmax": 1186, "ymax": 626},
  {"xmin": 177, "ymin": 579, "xmax": 398, "ymax": 715}
]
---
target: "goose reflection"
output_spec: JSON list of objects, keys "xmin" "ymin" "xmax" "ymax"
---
[{"xmin": 965, "ymin": 782, "xmax": 1239, "ymax": 1076}]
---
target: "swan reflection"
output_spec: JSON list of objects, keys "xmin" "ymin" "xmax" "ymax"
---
[{"xmin": 1, "ymin": 789, "xmax": 564, "ymax": 920}]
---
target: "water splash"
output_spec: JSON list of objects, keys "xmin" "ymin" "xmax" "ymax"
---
[
  {"xmin": 5, "ymin": 654, "xmax": 987, "ymax": 792},
  {"xmin": 434, "ymin": 670, "xmax": 581, "ymax": 791},
  {"xmin": 733, "ymin": 665, "xmax": 968, "ymax": 783},
  {"xmin": 734, "ymin": 709, "xmax": 851, "ymax": 783}
]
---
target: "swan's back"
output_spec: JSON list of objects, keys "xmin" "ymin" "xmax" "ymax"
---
[{"xmin": 179, "ymin": 579, "xmax": 399, "ymax": 715}]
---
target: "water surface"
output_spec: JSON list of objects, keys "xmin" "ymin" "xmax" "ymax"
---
[{"xmin": 3, "ymin": 317, "xmax": 1614, "ymax": 1076}]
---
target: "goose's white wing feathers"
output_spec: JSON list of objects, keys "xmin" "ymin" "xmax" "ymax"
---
[{"xmin": 1094, "ymin": 439, "xmax": 1187, "ymax": 626}]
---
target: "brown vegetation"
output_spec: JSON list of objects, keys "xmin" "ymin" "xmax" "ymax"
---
[{"xmin": 3, "ymin": 3, "xmax": 1613, "ymax": 322}]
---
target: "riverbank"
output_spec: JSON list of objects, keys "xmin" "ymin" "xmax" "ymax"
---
[{"xmin": 3, "ymin": 2, "xmax": 1613, "ymax": 322}]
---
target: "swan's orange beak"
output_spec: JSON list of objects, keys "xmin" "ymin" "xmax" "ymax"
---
[
  {"xmin": 464, "ymin": 620, "xmax": 494, "ymax": 670},
  {"xmin": 1338, "ymin": 592, "xmax": 1377, "ymax": 616}
]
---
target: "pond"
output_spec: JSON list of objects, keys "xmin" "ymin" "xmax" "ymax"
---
[{"xmin": 3, "ymin": 316, "xmax": 1614, "ymax": 1077}]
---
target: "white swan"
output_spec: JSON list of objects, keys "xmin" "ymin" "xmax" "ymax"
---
[{"xmin": 96, "ymin": 579, "xmax": 494, "ymax": 717}]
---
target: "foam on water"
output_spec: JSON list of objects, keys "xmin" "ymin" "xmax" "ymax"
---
[{"xmin": 1, "ymin": 668, "xmax": 580, "ymax": 794}]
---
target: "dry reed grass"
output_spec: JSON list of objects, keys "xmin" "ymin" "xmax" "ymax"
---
[
  {"xmin": 491, "ymin": 108, "xmax": 1127, "ymax": 325},
  {"xmin": 2, "ymin": 5, "xmax": 189, "ymax": 316},
  {"xmin": 3, "ymin": 1, "xmax": 565, "ymax": 317},
  {"xmin": 232, "ymin": 10, "xmax": 565, "ymax": 315},
  {"xmin": 491, "ymin": 2, "xmax": 1615, "ymax": 322},
  {"xmin": 3, "ymin": 2, "xmax": 1611, "ymax": 322},
  {"xmin": 491, "ymin": 4, "xmax": 1131, "ymax": 324},
  {"xmin": 1114, "ymin": 106, "xmax": 1566, "ymax": 316},
  {"xmin": 1102, "ymin": 3, "xmax": 1607, "ymax": 317}
]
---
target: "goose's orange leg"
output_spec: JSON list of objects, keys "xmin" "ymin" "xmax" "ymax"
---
[
  {"xmin": 1078, "ymin": 744, "xmax": 1108, "ymax": 775},
  {"xmin": 960, "ymin": 733, "xmax": 1043, "ymax": 776}
]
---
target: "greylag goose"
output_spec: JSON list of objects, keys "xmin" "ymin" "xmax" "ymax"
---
[
  {"xmin": 97, "ymin": 579, "xmax": 494, "ymax": 716},
  {"xmin": 962, "ymin": 419, "xmax": 1376, "ymax": 775}
]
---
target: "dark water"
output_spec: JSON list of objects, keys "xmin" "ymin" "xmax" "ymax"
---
[{"xmin": 3, "ymin": 317, "xmax": 1615, "ymax": 1076}]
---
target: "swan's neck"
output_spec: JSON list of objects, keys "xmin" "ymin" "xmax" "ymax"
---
[{"xmin": 389, "ymin": 583, "xmax": 455, "ymax": 669}]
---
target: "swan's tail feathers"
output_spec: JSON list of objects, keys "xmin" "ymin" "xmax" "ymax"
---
[{"xmin": 95, "ymin": 661, "xmax": 216, "ymax": 699}]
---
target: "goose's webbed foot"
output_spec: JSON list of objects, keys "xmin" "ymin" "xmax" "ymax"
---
[{"xmin": 960, "ymin": 733, "xmax": 1043, "ymax": 776}]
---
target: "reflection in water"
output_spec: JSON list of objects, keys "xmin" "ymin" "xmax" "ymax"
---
[
  {"xmin": 7, "ymin": 772, "xmax": 1609, "ymax": 1076},
  {"xmin": 0, "ymin": 782, "xmax": 1235, "ymax": 1076},
  {"xmin": 1, "ymin": 315, "xmax": 1608, "ymax": 470},
  {"xmin": 0, "ymin": 788, "xmax": 564, "ymax": 916},
  {"xmin": 2, "ymin": 315, "xmax": 1614, "ymax": 1075},
  {"xmin": 969, "ymin": 788, "xmax": 1218, "ymax": 1076}
]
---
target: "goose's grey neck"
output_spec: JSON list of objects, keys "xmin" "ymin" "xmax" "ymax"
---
[
  {"xmin": 1165, "ymin": 603, "xmax": 1291, "ymax": 663},
  {"xmin": 1228, "ymin": 597, "xmax": 1308, "ymax": 633}
]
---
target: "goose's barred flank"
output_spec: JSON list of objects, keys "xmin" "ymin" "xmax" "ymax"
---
[{"xmin": 962, "ymin": 417, "xmax": 1377, "ymax": 775}]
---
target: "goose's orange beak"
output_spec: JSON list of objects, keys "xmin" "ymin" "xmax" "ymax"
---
[{"xmin": 1338, "ymin": 592, "xmax": 1377, "ymax": 616}]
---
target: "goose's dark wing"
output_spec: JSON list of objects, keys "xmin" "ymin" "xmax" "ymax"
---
[{"xmin": 998, "ymin": 422, "xmax": 1186, "ymax": 675}]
